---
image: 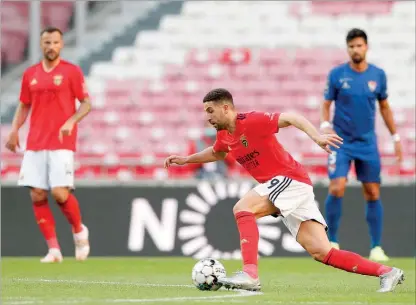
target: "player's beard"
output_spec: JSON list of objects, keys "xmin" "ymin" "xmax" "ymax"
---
[
  {"xmin": 351, "ymin": 54, "xmax": 364, "ymax": 64},
  {"xmin": 45, "ymin": 50, "xmax": 59, "ymax": 62},
  {"xmin": 213, "ymin": 123, "xmax": 226, "ymax": 130}
]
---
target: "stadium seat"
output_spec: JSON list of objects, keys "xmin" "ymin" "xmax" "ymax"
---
[
  {"xmin": 1, "ymin": 1, "xmax": 414, "ymax": 181},
  {"xmin": 1, "ymin": 1, "xmax": 74, "ymax": 67}
]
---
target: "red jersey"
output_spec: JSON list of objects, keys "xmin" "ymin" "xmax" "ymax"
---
[
  {"xmin": 19, "ymin": 60, "xmax": 89, "ymax": 151},
  {"xmin": 213, "ymin": 112, "xmax": 312, "ymax": 185}
]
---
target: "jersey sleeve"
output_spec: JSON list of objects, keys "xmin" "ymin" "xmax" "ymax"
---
[
  {"xmin": 377, "ymin": 70, "xmax": 388, "ymax": 101},
  {"xmin": 249, "ymin": 111, "xmax": 280, "ymax": 136},
  {"xmin": 213, "ymin": 133, "xmax": 229, "ymax": 153},
  {"xmin": 324, "ymin": 69, "xmax": 337, "ymax": 101},
  {"xmin": 19, "ymin": 71, "xmax": 31, "ymax": 104},
  {"xmin": 71, "ymin": 66, "xmax": 89, "ymax": 101}
]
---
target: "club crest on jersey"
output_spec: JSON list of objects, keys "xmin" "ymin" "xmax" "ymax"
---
[
  {"xmin": 240, "ymin": 135, "xmax": 248, "ymax": 147},
  {"xmin": 53, "ymin": 75, "xmax": 63, "ymax": 86},
  {"xmin": 368, "ymin": 81, "xmax": 377, "ymax": 92}
]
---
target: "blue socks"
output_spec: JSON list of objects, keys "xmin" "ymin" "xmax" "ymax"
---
[
  {"xmin": 325, "ymin": 195, "xmax": 383, "ymax": 249},
  {"xmin": 325, "ymin": 195, "xmax": 343, "ymax": 243},
  {"xmin": 366, "ymin": 199, "xmax": 383, "ymax": 249}
]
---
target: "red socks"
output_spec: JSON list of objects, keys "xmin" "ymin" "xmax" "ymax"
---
[
  {"xmin": 33, "ymin": 194, "xmax": 83, "ymax": 249},
  {"xmin": 58, "ymin": 194, "xmax": 83, "ymax": 233},
  {"xmin": 235, "ymin": 211, "xmax": 259, "ymax": 279},
  {"xmin": 323, "ymin": 248, "xmax": 392, "ymax": 276},
  {"xmin": 33, "ymin": 200, "xmax": 60, "ymax": 249}
]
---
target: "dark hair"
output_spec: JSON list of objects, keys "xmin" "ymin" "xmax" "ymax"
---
[
  {"xmin": 346, "ymin": 28, "xmax": 367, "ymax": 44},
  {"xmin": 203, "ymin": 88, "xmax": 233, "ymax": 104},
  {"xmin": 41, "ymin": 26, "xmax": 63, "ymax": 37}
]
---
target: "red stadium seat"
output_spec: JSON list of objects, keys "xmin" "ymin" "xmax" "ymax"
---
[
  {"xmin": 2, "ymin": 1, "xmax": 414, "ymax": 180},
  {"xmin": 1, "ymin": 2, "xmax": 74, "ymax": 67}
]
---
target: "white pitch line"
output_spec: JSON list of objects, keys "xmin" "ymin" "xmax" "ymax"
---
[
  {"xmin": 3, "ymin": 301, "xmax": 36, "ymax": 305},
  {"xmin": 10, "ymin": 278, "xmax": 194, "ymax": 288},
  {"xmin": 107, "ymin": 291, "xmax": 263, "ymax": 303},
  {"xmin": 3, "ymin": 296, "xmax": 412, "ymax": 305},
  {"xmin": 6, "ymin": 279, "xmax": 263, "ymax": 304}
]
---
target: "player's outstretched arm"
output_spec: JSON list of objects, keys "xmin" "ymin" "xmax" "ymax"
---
[
  {"xmin": 278, "ymin": 112, "xmax": 343, "ymax": 154},
  {"xmin": 164, "ymin": 146, "xmax": 226, "ymax": 168},
  {"xmin": 5, "ymin": 102, "xmax": 31, "ymax": 153}
]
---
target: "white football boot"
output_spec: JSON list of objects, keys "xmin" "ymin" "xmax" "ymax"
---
[
  {"xmin": 73, "ymin": 224, "xmax": 90, "ymax": 261},
  {"xmin": 369, "ymin": 246, "xmax": 390, "ymax": 262},
  {"xmin": 218, "ymin": 271, "xmax": 261, "ymax": 291},
  {"xmin": 378, "ymin": 267, "xmax": 404, "ymax": 292},
  {"xmin": 40, "ymin": 248, "xmax": 63, "ymax": 263}
]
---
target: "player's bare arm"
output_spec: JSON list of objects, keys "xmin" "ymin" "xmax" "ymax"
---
[
  {"xmin": 320, "ymin": 100, "xmax": 335, "ymax": 134},
  {"xmin": 378, "ymin": 99, "xmax": 403, "ymax": 162},
  {"xmin": 5, "ymin": 102, "xmax": 31, "ymax": 153},
  {"xmin": 278, "ymin": 112, "xmax": 343, "ymax": 154},
  {"xmin": 59, "ymin": 98, "xmax": 91, "ymax": 142},
  {"xmin": 164, "ymin": 146, "xmax": 226, "ymax": 168}
]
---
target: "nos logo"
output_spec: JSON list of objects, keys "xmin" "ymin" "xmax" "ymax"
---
[{"xmin": 128, "ymin": 181, "xmax": 314, "ymax": 258}]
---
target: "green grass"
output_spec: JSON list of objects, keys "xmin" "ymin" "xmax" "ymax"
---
[{"xmin": 1, "ymin": 257, "xmax": 415, "ymax": 305}]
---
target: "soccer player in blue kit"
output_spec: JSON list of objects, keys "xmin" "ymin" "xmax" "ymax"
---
[{"xmin": 320, "ymin": 29, "xmax": 403, "ymax": 262}]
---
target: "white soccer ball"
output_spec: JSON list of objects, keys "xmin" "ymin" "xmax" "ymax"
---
[{"xmin": 191, "ymin": 258, "xmax": 226, "ymax": 291}]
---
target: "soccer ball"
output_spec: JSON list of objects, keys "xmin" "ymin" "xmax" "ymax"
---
[{"xmin": 192, "ymin": 258, "xmax": 226, "ymax": 291}]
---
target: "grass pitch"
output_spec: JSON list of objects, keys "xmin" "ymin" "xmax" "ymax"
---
[{"xmin": 2, "ymin": 257, "xmax": 414, "ymax": 305}]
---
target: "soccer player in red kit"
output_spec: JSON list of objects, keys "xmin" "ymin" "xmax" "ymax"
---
[
  {"xmin": 164, "ymin": 89, "xmax": 404, "ymax": 292},
  {"xmin": 5, "ymin": 27, "xmax": 91, "ymax": 263}
]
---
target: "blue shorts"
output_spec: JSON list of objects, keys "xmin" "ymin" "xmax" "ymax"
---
[{"xmin": 327, "ymin": 146, "xmax": 381, "ymax": 183}]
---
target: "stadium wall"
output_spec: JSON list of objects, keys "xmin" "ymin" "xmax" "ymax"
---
[{"xmin": 2, "ymin": 183, "xmax": 414, "ymax": 257}]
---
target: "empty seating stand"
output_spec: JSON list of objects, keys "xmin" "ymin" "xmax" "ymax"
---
[{"xmin": 1, "ymin": 1, "xmax": 415, "ymax": 181}]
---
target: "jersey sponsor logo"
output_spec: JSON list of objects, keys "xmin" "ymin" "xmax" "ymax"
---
[
  {"xmin": 235, "ymin": 150, "xmax": 260, "ymax": 165},
  {"xmin": 53, "ymin": 74, "xmax": 63, "ymax": 86},
  {"xmin": 339, "ymin": 78, "xmax": 352, "ymax": 90},
  {"xmin": 236, "ymin": 150, "xmax": 260, "ymax": 170},
  {"xmin": 240, "ymin": 135, "xmax": 248, "ymax": 147},
  {"xmin": 368, "ymin": 81, "xmax": 377, "ymax": 92}
]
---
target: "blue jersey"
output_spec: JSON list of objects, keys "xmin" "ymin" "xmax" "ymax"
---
[{"xmin": 324, "ymin": 63, "xmax": 388, "ymax": 151}]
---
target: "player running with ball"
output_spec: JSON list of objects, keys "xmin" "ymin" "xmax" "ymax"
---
[{"xmin": 164, "ymin": 88, "xmax": 404, "ymax": 293}]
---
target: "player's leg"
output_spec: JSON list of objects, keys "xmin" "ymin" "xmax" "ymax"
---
[
  {"xmin": 217, "ymin": 189, "xmax": 277, "ymax": 291},
  {"xmin": 355, "ymin": 156, "xmax": 388, "ymax": 261},
  {"xmin": 325, "ymin": 149, "xmax": 351, "ymax": 249},
  {"xmin": 48, "ymin": 150, "xmax": 90, "ymax": 261},
  {"xmin": 325, "ymin": 177, "xmax": 347, "ymax": 249},
  {"xmin": 30, "ymin": 188, "xmax": 63, "ymax": 263},
  {"xmin": 296, "ymin": 220, "xmax": 404, "ymax": 292},
  {"xmin": 18, "ymin": 150, "xmax": 62, "ymax": 263},
  {"xmin": 233, "ymin": 189, "xmax": 278, "ymax": 278}
]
